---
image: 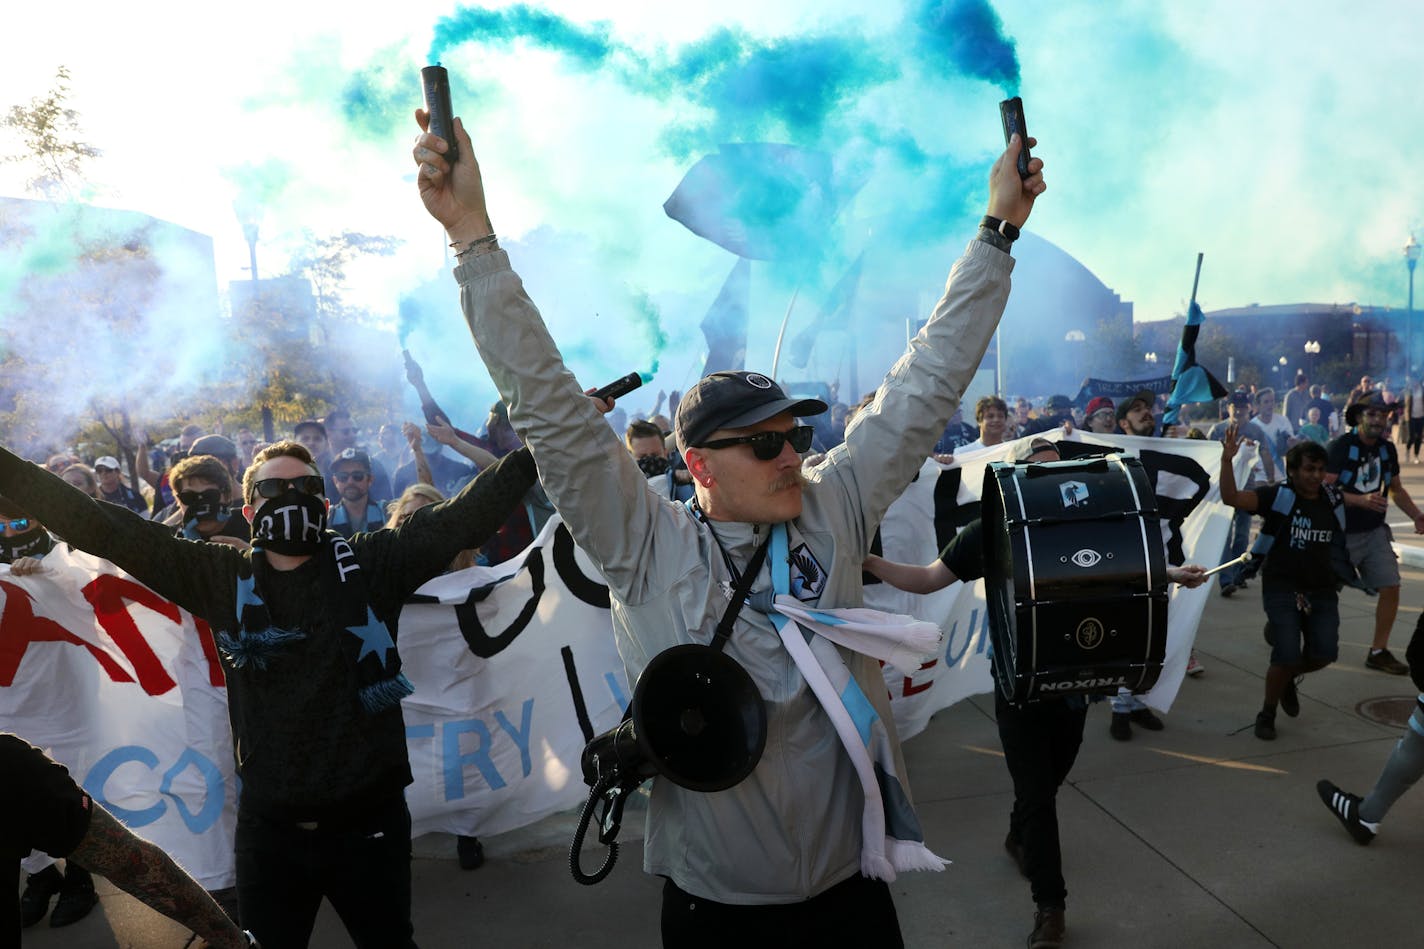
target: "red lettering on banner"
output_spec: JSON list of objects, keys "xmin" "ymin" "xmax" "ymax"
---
[
  {"xmin": 192, "ymin": 617, "xmax": 226, "ymax": 687},
  {"xmin": 0, "ymin": 579, "xmax": 134, "ymax": 686},
  {"xmin": 82, "ymin": 574, "xmax": 181, "ymax": 695},
  {"xmin": 902, "ymin": 658, "xmax": 939, "ymax": 697},
  {"xmin": 0, "ymin": 575, "xmax": 225, "ymax": 695}
]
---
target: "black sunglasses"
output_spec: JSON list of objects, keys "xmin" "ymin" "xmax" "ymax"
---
[
  {"xmin": 3, "ymin": 518, "xmax": 31, "ymax": 532},
  {"xmin": 252, "ymin": 475, "xmax": 326, "ymax": 499},
  {"xmin": 178, "ymin": 489, "xmax": 222, "ymax": 507},
  {"xmin": 699, "ymin": 425, "xmax": 814, "ymax": 461},
  {"xmin": 333, "ymin": 470, "xmax": 368, "ymax": 483}
]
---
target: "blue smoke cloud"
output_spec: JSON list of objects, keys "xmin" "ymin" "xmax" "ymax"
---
[
  {"xmin": 909, "ymin": 0, "xmax": 1021, "ymax": 93},
  {"xmin": 430, "ymin": 4, "xmax": 617, "ymax": 68}
]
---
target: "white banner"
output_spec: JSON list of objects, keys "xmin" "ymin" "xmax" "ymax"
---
[
  {"xmin": 0, "ymin": 520, "xmax": 628, "ymax": 888},
  {"xmin": 0, "ymin": 438, "xmax": 1232, "ymax": 883},
  {"xmin": 872, "ymin": 432, "xmax": 1235, "ymax": 739}
]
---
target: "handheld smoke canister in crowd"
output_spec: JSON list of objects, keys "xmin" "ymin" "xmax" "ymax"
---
[
  {"xmin": 999, "ymin": 96, "xmax": 1031, "ymax": 179},
  {"xmin": 592, "ymin": 372, "xmax": 646, "ymax": 402},
  {"xmin": 421, "ymin": 64, "xmax": 458, "ymax": 164}
]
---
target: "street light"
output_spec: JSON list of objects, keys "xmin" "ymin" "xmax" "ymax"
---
[
  {"xmin": 233, "ymin": 196, "xmax": 262, "ymax": 281},
  {"xmin": 1304, "ymin": 340, "xmax": 1321, "ymax": 378},
  {"xmin": 1407, "ymin": 234, "xmax": 1420, "ymax": 375}
]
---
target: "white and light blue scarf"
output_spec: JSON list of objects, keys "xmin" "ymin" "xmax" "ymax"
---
[{"xmin": 766, "ymin": 523, "xmax": 947, "ymax": 881}]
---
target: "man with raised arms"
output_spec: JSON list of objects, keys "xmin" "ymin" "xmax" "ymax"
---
[{"xmin": 412, "ymin": 111, "xmax": 1044, "ymax": 945}]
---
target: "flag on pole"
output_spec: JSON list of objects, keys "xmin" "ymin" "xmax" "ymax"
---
[
  {"xmin": 1164, "ymin": 255, "xmax": 1227, "ymax": 426},
  {"xmin": 1163, "ymin": 300, "xmax": 1228, "ymax": 425}
]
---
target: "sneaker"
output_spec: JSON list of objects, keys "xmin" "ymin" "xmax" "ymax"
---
[
  {"xmin": 1281, "ymin": 676, "xmax": 1301, "ymax": 718},
  {"xmin": 1028, "ymin": 906, "xmax": 1066, "ymax": 949},
  {"xmin": 1004, "ymin": 831, "xmax": 1027, "ymax": 877},
  {"xmin": 1110, "ymin": 711, "xmax": 1132, "ymax": 741},
  {"xmin": 19, "ymin": 865, "xmax": 63, "ymax": 928},
  {"xmin": 49, "ymin": 872, "xmax": 98, "ymax": 928},
  {"xmin": 1366, "ymin": 649, "xmax": 1410, "ymax": 675},
  {"xmin": 1219, "ymin": 583, "xmax": 1239, "ymax": 598},
  {"xmin": 1254, "ymin": 710, "xmax": 1277, "ymax": 740},
  {"xmin": 456, "ymin": 834, "xmax": 485, "ymax": 871},
  {"xmin": 1130, "ymin": 708, "xmax": 1165, "ymax": 731},
  {"xmin": 1186, "ymin": 654, "xmax": 1205, "ymax": 677},
  {"xmin": 1317, "ymin": 780, "xmax": 1377, "ymax": 845}
]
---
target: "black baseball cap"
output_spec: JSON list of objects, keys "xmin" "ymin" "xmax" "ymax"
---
[
  {"xmin": 675, "ymin": 371, "xmax": 828, "ymax": 452},
  {"xmin": 1116, "ymin": 389, "xmax": 1157, "ymax": 422},
  {"xmin": 329, "ymin": 447, "xmax": 372, "ymax": 472},
  {"xmin": 1045, "ymin": 394, "xmax": 1073, "ymax": 412}
]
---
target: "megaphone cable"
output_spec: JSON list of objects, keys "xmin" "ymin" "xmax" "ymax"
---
[{"xmin": 570, "ymin": 771, "xmax": 622, "ymax": 886}]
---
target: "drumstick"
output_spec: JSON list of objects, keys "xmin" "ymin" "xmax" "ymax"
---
[{"xmin": 1202, "ymin": 551, "xmax": 1252, "ymax": 579}]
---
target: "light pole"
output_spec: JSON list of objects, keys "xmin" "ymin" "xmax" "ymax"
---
[
  {"xmin": 1304, "ymin": 339, "xmax": 1321, "ymax": 379},
  {"xmin": 1407, "ymin": 235, "xmax": 1420, "ymax": 376},
  {"xmin": 233, "ymin": 197, "xmax": 262, "ymax": 281}
]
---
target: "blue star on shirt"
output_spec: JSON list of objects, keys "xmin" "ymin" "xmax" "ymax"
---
[{"xmin": 346, "ymin": 606, "xmax": 395, "ymax": 666}]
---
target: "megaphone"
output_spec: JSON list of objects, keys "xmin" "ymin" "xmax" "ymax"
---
[{"xmin": 571, "ymin": 643, "xmax": 767, "ymax": 885}]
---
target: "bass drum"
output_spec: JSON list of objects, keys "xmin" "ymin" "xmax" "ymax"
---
[{"xmin": 982, "ymin": 454, "xmax": 1168, "ymax": 705}]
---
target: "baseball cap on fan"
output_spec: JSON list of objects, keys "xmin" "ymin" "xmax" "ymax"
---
[{"xmin": 675, "ymin": 371, "xmax": 828, "ymax": 452}]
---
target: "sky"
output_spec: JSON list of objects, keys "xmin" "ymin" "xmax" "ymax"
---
[{"xmin": 1, "ymin": 0, "xmax": 1421, "ymax": 421}]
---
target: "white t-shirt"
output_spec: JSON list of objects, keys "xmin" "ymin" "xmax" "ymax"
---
[{"xmin": 1254, "ymin": 413, "xmax": 1295, "ymax": 476}]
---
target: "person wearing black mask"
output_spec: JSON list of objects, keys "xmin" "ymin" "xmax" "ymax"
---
[
  {"xmin": 0, "ymin": 438, "xmax": 537, "ymax": 948},
  {"xmin": 163, "ymin": 454, "xmax": 250, "ymax": 546},
  {"xmin": 0, "ymin": 496, "xmax": 100, "ymax": 932}
]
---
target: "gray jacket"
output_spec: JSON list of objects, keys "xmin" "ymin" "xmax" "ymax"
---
[{"xmin": 455, "ymin": 238, "xmax": 1012, "ymax": 903}]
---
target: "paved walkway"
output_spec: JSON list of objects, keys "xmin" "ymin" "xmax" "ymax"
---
[{"xmin": 21, "ymin": 464, "xmax": 1424, "ymax": 947}]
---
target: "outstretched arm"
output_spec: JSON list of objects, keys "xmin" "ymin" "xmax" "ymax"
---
[
  {"xmin": 863, "ymin": 554, "xmax": 958, "ymax": 595},
  {"xmin": 67, "ymin": 803, "xmax": 249, "ymax": 948},
  {"xmin": 0, "ymin": 445, "xmax": 240, "ymax": 617}
]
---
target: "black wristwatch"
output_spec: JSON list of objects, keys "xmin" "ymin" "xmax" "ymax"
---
[{"xmin": 980, "ymin": 215, "xmax": 1021, "ymax": 242}]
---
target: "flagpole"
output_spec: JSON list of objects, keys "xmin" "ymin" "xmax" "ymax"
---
[
  {"xmin": 769, "ymin": 287, "xmax": 800, "ymax": 379},
  {"xmin": 1189, "ymin": 252, "xmax": 1204, "ymax": 307}
]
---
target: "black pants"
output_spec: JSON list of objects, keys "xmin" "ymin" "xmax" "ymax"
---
[
  {"xmin": 661, "ymin": 873, "xmax": 902, "ymax": 948},
  {"xmin": 235, "ymin": 794, "xmax": 417, "ymax": 949},
  {"xmin": 1410, "ymin": 417, "xmax": 1423, "ymax": 458},
  {"xmin": 995, "ymin": 690, "xmax": 1088, "ymax": 909}
]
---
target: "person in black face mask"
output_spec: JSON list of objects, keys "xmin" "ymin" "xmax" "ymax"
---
[
  {"xmin": 162, "ymin": 454, "xmax": 250, "ymax": 546},
  {"xmin": 0, "ymin": 496, "xmax": 103, "ymax": 930},
  {"xmin": 0, "ymin": 437, "xmax": 538, "ymax": 948},
  {"xmin": 625, "ymin": 419, "xmax": 692, "ymax": 501},
  {"xmin": 0, "ymin": 497, "xmax": 55, "ymax": 567}
]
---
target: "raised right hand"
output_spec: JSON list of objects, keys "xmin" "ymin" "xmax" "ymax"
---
[{"xmin": 413, "ymin": 111, "xmax": 492, "ymax": 242}]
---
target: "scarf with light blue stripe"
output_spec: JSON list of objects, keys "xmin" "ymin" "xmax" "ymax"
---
[{"xmin": 765, "ymin": 523, "xmax": 947, "ymax": 880}]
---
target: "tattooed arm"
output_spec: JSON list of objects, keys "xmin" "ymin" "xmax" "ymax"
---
[{"xmin": 66, "ymin": 802, "xmax": 249, "ymax": 948}]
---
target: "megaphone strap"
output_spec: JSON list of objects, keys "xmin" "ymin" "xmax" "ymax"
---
[{"xmin": 711, "ymin": 533, "xmax": 772, "ymax": 653}]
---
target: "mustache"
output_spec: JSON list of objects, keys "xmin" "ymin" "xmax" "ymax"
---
[{"xmin": 767, "ymin": 468, "xmax": 807, "ymax": 494}]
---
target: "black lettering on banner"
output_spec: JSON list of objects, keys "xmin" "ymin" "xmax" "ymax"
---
[
  {"xmin": 453, "ymin": 547, "xmax": 547, "ymax": 658},
  {"xmin": 933, "ymin": 468, "xmax": 981, "ymax": 550},
  {"xmin": 1138, "ymin": 449, "xmax": 1212, "ymax": 566},
  {"xmin": 552, "ymin": 523, "xmax": 609, "ymax": 609},
  {"xmin": 561, "ymin": 646, "xmax": 596, "ymax": 743}
]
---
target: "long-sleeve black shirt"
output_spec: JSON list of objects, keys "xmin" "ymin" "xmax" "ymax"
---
[{"xmin": 0, "ymin": 446, "xmax": 537, "ymax": 821}]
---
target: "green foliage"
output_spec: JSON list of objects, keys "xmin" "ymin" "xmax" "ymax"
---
[
  {"xmin": 288, "ymin": 230, "xmax": 402, "ymax": 324},
  {"xmin": 1, "ymin": 65, "xmax": 101, "ymax": 199}
]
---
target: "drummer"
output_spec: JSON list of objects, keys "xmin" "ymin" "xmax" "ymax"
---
[{"xmin": 864, "ymin": 436, "xmax": 1206, "ymax": 949}]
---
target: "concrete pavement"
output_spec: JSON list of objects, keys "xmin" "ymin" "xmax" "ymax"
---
[{"xmin": 21, "ymin": 465, "xmax": 1424, "ymax": 947}]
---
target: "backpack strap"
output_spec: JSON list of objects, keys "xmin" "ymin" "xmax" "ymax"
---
[{"xmin": 1249, "ymin": 485, "xmax": 1296, "ymax": 561}]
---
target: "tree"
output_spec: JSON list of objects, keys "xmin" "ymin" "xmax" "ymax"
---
[
  {"xmin": 1, "ymin": 65, "xmax": 101, "ymax": 200},
  {"xmin": 289, "ymin": 231, "xmax": 403, "ymax": 332}
]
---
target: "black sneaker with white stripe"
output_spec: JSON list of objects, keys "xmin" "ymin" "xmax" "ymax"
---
[{"xmin": 1317, "ymin": 780, "xmax": 1377, "ymax": 845}]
